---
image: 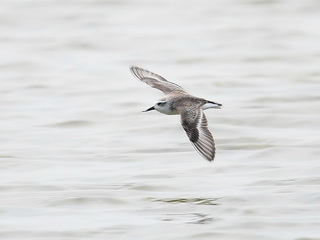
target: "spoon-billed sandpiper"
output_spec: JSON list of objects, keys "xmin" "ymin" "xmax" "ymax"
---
[{"xmin": 130, "ymin": 66, "xmax": 221, "ymax": 161}]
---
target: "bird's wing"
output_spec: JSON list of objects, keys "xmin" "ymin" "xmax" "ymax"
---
[
  {"xmin": 130, "ymin": 66, "xmax": 186, "ymax": 95},
  {"xmin": 180, "ymin": 108, "xmax": 215, "ymax": 161}
]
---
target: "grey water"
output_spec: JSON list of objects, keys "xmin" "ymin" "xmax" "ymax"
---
[{"xmin": 1, "ymin": 0, "xmax": 320, "ymax": 239}]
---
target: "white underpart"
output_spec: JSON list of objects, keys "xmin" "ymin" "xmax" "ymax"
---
[
  {"xmin": 155, "ymin": 104, "xmax": 178, "ymax": 115},
  {"xmin": 202, "ymin": 102, "xmax": 221, "ymax": 110}
]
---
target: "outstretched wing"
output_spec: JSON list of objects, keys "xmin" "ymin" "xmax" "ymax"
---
[
  {"xmin": 181, "ymin": 108, "xmax": 215, "ymax": 161},
  {"xmin": 130, "ymin": 66, "xmax": 186, "ymax": 95}
]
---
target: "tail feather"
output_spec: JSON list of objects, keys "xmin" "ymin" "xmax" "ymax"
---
[{"xmin": 202, "ymin": 101, "xmax": 222, "ymax": 110}]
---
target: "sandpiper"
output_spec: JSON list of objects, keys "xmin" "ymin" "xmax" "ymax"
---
[{"xmin": 130, "ymin": 66, "xmax": 222, "ymax": 161}]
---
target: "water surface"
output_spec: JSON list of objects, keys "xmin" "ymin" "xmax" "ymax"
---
[{"xmin": 1, "ymin": 0, "xmax": 320, "ymax": 239}]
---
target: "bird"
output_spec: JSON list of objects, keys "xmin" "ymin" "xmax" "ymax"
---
[{"xmin": 130, "ymin": 66, "xmax": 222, "ymax": 161}]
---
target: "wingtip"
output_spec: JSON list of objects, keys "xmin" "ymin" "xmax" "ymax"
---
[
  {"xmin": 130, "ymin": 65, "xmax": 145, "ymax": 72},
  {"xmin": 129, "ymin": 66, "xmax": 142, "ymax": 79},
  {"xmin": 129, "ymin": 66, "xmax": 149, "ymax": 80},
  {"xmin": 129, "ymin": 65, "xmax": 138, "ymax": 73},
  {"xmin": 192, "ymin": 142, "xmax": 216, "ymax": 162},
  {"xmin": 204, "ymin": 153, "xmax": 215, "ymax": 162},
  {"xmin": 130, "ymin": 65, "xmax": 138, "ymax": 70}
]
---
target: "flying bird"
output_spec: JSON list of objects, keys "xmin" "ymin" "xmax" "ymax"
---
[{"xmin": 130, "ymin": 66, "xmax": 221, "ymax": 161}]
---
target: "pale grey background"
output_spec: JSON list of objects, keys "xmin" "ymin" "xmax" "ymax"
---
[{"xmin": 1, "ymin": 0, "xmax": 320, "ymax": 239}]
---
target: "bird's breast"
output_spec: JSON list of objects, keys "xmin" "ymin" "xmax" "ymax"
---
[{"xmin": 157, "ymin": 105, "xmax": 179, "ymax": 115}]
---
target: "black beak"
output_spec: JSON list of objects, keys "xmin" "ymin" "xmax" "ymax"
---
[{"xmin": 143, "ymin": 106, "xmax": 155, "ymax": 112}]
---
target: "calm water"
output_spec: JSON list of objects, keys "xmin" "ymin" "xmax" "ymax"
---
[{"xmin": 1, "ymin": 0, "xmax": 320, "ymax": 239}]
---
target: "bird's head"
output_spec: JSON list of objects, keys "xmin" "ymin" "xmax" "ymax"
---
[{"xmin": 143, "ymin": 101, "xmax": 167, "ymax": 112}]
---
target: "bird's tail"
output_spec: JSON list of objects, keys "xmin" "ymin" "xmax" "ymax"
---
[{"xmin": 202, "ymin": 101, "xmax": 222, "ymax": 110}]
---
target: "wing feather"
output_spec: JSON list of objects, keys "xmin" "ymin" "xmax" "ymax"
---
[
  {"xmin": 130, "ymin": 66, "xmax": 186, "ymax": 95},
  {"xmin": 181, "ymin": 109, "xmax": 215, "ymax": 161}
]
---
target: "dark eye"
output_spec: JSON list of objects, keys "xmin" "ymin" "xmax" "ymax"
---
[{"xmin": 157, "ymin": 102, "xmax": 163, "ymax": 106}]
